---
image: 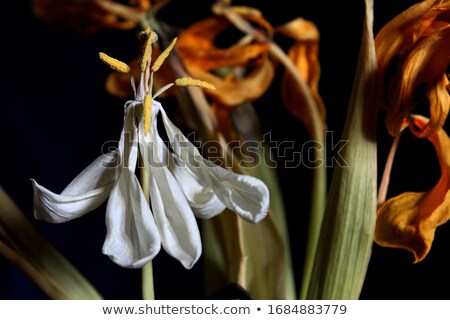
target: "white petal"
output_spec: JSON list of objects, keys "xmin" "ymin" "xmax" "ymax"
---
[
  {"xmin": 201, "ymin": 158, "xmax": 269, "ymax": 223},
  {"xmin": 119, "ymin": 103, "xmax": 140, "ymax": 170},
  {"xmin": 141, "ymin": 117, "xmax": 202, "ymax": 269},
  {"xmin": 32, "ymin": 152, "xmax": 116, "ymax": 223},
  {"xmin": 158, "ymin": 104, "xmax": 269, "ymax": 223},
  {"xmin": 103, "ymin": 107, "xmax": 161, "ymax": 268},
  {"xmin": 102, "ymin": 168, "xmax": 160, "ymax": 268},
  {"xmin": 169, "ymin": 156, "xmax": 226, "ymax": 219},
  {"xmin": 151, "ymin": 103, "xmax": 225, "ymax": 218}
]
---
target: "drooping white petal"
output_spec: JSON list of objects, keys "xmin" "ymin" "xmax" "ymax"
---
[
  {"xmin": 32, "ymin": 152, "xmax": 116, "ymax": 223},
  {"xmin": 199, "ymin": 158, "xmax": 269, "ymax": 223},
  {"xmin": 102, "ymin": 167, "xmax": 161, "ymax": 268},
  {"xmin": 149, "ymin": 105, "xmax": 225, "ymax": 218},
  {"xmin": 157, "ymin": 102, "xmax": 270, "ymax": 223},
  {"xmin": 102, "ymin": 106, "xmax": 161, "ymax": 268},
  {"xmin": 140, "ymin": 114, "xmax": 202, "ymax": 269},
  {"xmin": 169, "ymin": 156, "xmax": 226, "ymax": 219}
]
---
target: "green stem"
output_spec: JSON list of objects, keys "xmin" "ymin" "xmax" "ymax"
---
[
  {"xmin": 299, "ymin": 157, "xmax": 327, "ymax": 299},
  {"xmin": 142, "ymin": 261, "xmax": 155, "ymax": 300},
  {"xmin": 266, "ymin": 43, "xmax": 327, "ymax": 300},
  {"xmin": 140, "ymin": 166, "xmax": 155, "ymax": 300}
]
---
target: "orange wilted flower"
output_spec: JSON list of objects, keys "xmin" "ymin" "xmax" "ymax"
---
[
  {"xmin": 375, "ymin": 115, "xmax": 450, "ymax": 262},
  {"xmin": 276, "ymin": 17, "xmax": 326, "ymax": 135},
  {"xmin": 375, "ymin": 0, "xmax": 450, "ymax": 138},
  {"xmin": 32, "ymin": 0, "xmax": 153, "ymax": 35},
  {"xmin": 176, "ymin": 9, "xmax": 274, "ymax": 107},
  {"xmin": 176, "ymin": 8, "xmax": 274, "ymax": 141}
]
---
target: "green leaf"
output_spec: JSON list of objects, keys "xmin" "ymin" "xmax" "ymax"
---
[
  {"xmin": 307, "ymin": 0, "xmax": 377, "ymax": 299},
  {"xmin": 0, "ymin": 186, "xmax": 102, "ymax": 299}
]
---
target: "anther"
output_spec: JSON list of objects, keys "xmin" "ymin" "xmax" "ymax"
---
[
  {"xmin": 139, "ymin": 31, "xmax": 153, "ymax": 72},
  {"xmin": 152, "ymin": 38, "xmax": 177, "ymax": 73},
  {"xmin": 99, "ymin": 53, "xmax": 130, "ymax": 73},
  {"xmin": 175, "ymin": 77, "xmax": 216, "ymax": 90}
]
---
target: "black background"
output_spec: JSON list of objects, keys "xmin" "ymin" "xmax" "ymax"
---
[{"xmin": 1, "ymin": 0, "xmax": 449, "ymax": 299}]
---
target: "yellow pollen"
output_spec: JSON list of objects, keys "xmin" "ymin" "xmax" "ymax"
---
[
  {"xmin": 175, "ymin": 77, "xmax": 216, "ymax": 90},
  {"xmin": 139, "ymin": 32, "xmax": 153, "ymax": 72},
  {"xmin": 99, "ymin": 52, "xmax": 130, "ymax": 73},
  {"xmin": 144, "ymin": 94, "xmax": 152, "ymax": 134},
  {"xmin": 151, "ymin": 37, "xmax": 177, "ymax": 73}
]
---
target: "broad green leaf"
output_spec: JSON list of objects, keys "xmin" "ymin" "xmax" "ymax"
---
[
  {"xmin": 0, "ymin": 186, "xmax": 102, "ymax": 299},
  {"xmin": 307, "ymin": 0, "xmax": 377, "ymax": 299}
]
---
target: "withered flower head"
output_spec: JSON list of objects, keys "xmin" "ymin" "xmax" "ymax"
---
[
  {"xmin": 176, "ymin": 8, "xmax": 274, "ymax": 107},
  {"xmin": 376, "ymin": 0, "xmax": 450, "ymax": 138},
  {"xmin": 375, "ymin": 115, "xmax": 450, "ymax": 262},
  {"xmin": 276, "ymin": 17, "xmax": 326, "ymax": 135}
]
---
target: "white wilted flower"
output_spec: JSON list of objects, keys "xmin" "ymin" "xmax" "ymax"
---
[{"xmin": 31, "ymin": 28, "xmax": 269, "ymax": 269}]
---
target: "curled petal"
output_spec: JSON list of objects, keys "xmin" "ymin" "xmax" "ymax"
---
[
  {"xmin": 176, "ymin": 14, "xmax": 274, "ymax": 107},
  {"xmin": 375, "ymin": 0, "xmax": 450, "ymax": 92},
  {"xmin": 414, "ymin": 74, "xmax": 450, "ymax": 138},
  {"xmin": 158, "ymin": 104, "xmax": 269, "ymax": 223},
  {"xmin": 200, "ymin": 157, "xmax": 270, "ymax": 223},
  {"xmin": 141, "ymin": 119, "xmax": 202, "ymax": 269},
  {"xmin": 386, "ymin": 26, "xmax": 450, "ymax": 136},
  {"xmin": 278, "ymin": 18, "xmax": 326, "ymax": 135},
  {"xmin": 375, "ymin": 115, "xmax": 450, "ymax": 262},
  {"xmin": 102, "ymin": 168, "xmax": 161, "ymax": 268},
  {"xmin": 169, "ymin": 156, "xmax": 226, "ymax": 219},
  {"xmin": 32, "ymin": 152, "xmax": 116, "ymax": 223},
  {"xmin": 184, "ymin": 58, "xmax": 274, "ymax": 107},
  {"xmin": 275, "ymin": 17, "xmax": 319, "ymax": 42},
  {"xmin": 177, "ymin": 16, "xmax": 271, "ymax": 70}
]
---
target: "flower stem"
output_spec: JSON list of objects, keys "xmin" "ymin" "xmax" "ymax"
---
[
  {"xmin": 266, "ymin": 43, "xmax": 327, "ymax": 300},
  {"xmin": 142, "ymin": 261, "xmax": 155, "ymax": 300},
  {"xmin": 378, "ymin": 133, "xmax": 401, "ymax": 205},
  {"xmin": 140, "ymin": 165, "xmax": 155, "ymax": 300}
]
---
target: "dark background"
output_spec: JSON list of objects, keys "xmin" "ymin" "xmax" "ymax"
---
[{"xmin": 1, "ymin": 0, "xmax": 449, "ymax": 299}]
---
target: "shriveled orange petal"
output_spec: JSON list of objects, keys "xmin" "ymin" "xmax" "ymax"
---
[
  {"xmin": 277, "ymin": 18, "xmax": 326, "ymax": 135},
  {"xmin": 176, "ymin": 16, "xmax": 271, "ymax": 71},
  {"xmin": 375, "ymin": 115, "xmax": 450, "ymax": 262},
  {"xmin": 105, "ymin": 51, "xmax": 176, "ymax": 99},
  {"xmin": 375, "ymin": 0, "xmax": 450, "ymax": 86},
  {"xmin": 385, "ymin": 25, "xmax": 450, "ymax": 136},
  {"xmin": 414, "ymin": 73, "xmax": 450, "ymax": 138},
  {"xmin": 275, "ymin": 17, "xmax": 319, "ymax": 42},
  {"xmin": 183, "ymin": 58, "xmax": 274, "ymax": 107}
]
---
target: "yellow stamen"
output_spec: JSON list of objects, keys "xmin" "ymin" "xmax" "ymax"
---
[
  {"xmin": 151, "ymin": 38, "xmax": 177, "ymax": 73},
  {"xmin": 143, "ymin": 94, "xmax": 152, "ymax": 134},
  {"xmin": 175, "ymin": 77, "xmax": 216, "ymax": 90},
  {"xmin": 98, "ymin": 52, "xmax": 130, "ymax": 73},
  {"xmin": 139, "ymin": 31, "xmax": 153, "ymax": 72}
]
